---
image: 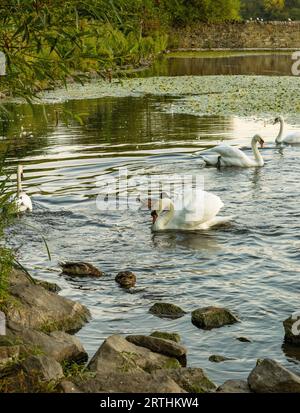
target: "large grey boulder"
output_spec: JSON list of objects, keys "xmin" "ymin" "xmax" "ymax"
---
[
  {"xmin": 164, "ymin": 368, "xmax": 216, "ymax": 393},
  {"xmin": 6, "ymin": 321, "xmax": 88, "ymax": 364},
  {"xmin": 248, "ymin": 359, "xmax": 300, "ymax": 393},
  {"xmin": 87, "ymin": 335, "xmax": 181, "ymax": 374},
  {"xmin": 217, "ymin": 380, "xmax": 251, "ymax": 393},
  {"xmin": 191, "ymin": 306, "xmax": 239, "ymax": 330},
  {"xmin": 126, "ymin": 335, "xmax": 187, "ymax": 366},
  {"xmin": 21, "ymin": 355, "xmax": 64, "ymax": 382},
  {"xmin": 76, "ymin": 370, "xmax": 185, "ymax": 393},
  {"xmin": 6, "ymin": 269, "xmax": 90, "ymax": 333}
]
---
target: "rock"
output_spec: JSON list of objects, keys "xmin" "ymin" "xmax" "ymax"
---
[
  {"xmin": 76, "ymin": 370, "xmax": 185, "ymax": 393},
  {"xmin": 149, "ymin": 303, "xmax": 186, "ymax": 319},
  {"xmin": 150, "ymin": 331, "xmax": 181, "ymax": 343},
  {"xmin": 59, "ymin": 262, "xmax": 103, "ymax": 278},
  {"xmin": 0, "ymin": 345, "xmax": 20, "ymax": 366},
  {"xmin": 88, "ymin": 335, "xmax": 181, "ymax": 374},
  {"xmin": 217, "ymin": 380, "xmax": 251, "ymax": 393},
  {"xmin": 35, "ymin": 280, "xmax": 61, "ymax": 293},
  {"xmin": 164, "ymin": 368, "xmax": 216, "ymax": 393},
  {"xmin": 58, "ymin": 380, "xmax": 82, "ymax": 393},
  {"xmin": 248, "ymin": 359, "xmax": 300, "ymax": 393},
  {"xmin": 191, "ymin": 307, "xmax": 239, "ymax": 330},
  {"xmin": 209, "ymin": 355, "xmax": 235, "ymax": 363},
  {"xmin": 236, "ymin": 336, "xmax": 252, "ymax": 343},
  {"xmin": 126, "ymin": 335, "xmax": 187, "ymax": 366},
  {"xmin": 6, "ymin": 268, "xmax": 91, "ymax": 333},
  {"xmin": 21, "ymin": 355, "xmax": 64, "ymax": 382},
  {"xmin": 283, "ymin": 314, "xmax": 300, "ymax": 345},
  {"xmin": 6, "ymin": 321, "xmax": 88, "ymax": 364},
  {"xmin": 115, "ymin": 271, "xmax": 136, "ymax": 288}
]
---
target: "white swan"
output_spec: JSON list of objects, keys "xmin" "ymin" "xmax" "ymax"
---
[
  {"xmin": 151, "ymin": 190, "xmax": 232, "ymax": 232},
  {"xmin": 274, "ymin": 116, "xmax": 300, "ymax": 145},
  {"xmin": 14, "ymin": 165, "xmax": 32, "ymax": 213},
  {"xmin": 200, "ymin": 135, "xmax": 265, "ymax": 168}
]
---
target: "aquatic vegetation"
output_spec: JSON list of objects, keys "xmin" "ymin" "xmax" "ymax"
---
[{"xmin": 39, "ymin": 75, "xmax": 300, "ymax": 119}]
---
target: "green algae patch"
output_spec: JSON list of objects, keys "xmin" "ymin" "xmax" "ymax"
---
[{"xmin": 38, "ymin": 75, "xmax": 300, "ymax": 120}]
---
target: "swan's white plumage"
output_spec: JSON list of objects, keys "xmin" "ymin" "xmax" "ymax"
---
[
  {"xmin": 13, "ymin": 165, "xmax": 32, "ymax": 213},
  {"xmin": 15, "ymin": 192, "xmax": 33, "ymax": 213},
  {"xmin": 275, "ymin": 116, "xmax": 300, "ymax": 145},
  {"xmin": 151, "ymin": 190, "xmax": 232, "ymax": 232},
  {"xmin": 200, "ymin": 135, "xmax": 264, "ymax": 168}
]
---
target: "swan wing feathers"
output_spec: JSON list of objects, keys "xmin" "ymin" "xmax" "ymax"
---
[
  {"xmin": 283, "ymin": 132, "xmax": 300, "ymax": 144},
  {"xmin": 174, "ymin": 190, "xmax": 223, "ymax": 227},
  {"xmin": 200, "ymin": 144, "xmax": 250, "ymax": 166},
  {"xmin": 16, "ymin": 193, "xmax": 32, "ymax": 212}
]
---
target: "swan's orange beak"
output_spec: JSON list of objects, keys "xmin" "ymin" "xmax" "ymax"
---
[
  {"xmin": 260, "ymin": 139, "xmax": 265, "ymax": 148},
  {"xmin": 151, "ymin": 211, "xmax": 158, "ymax": 224}
]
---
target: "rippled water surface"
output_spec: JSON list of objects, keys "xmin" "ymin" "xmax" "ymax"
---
[{"xmin": 2, "ymin": 54, "xmax": 300, "ymax": 385}]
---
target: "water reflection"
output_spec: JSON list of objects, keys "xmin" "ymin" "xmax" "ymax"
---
[
  {"xmin": 144, "ymin": 54, "xmax": 294, "ymax": 77},
  {"xmin": 151, "ymin": 231, "xmax": 222, "ymax": 253}
]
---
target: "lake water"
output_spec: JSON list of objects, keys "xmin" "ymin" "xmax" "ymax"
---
[{"xmin": 3, "ymin": 53, "xmax": 300, "ymax": 385}]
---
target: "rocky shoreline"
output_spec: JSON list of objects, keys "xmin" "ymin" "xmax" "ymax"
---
[{"xmin": 0, "ymin": 267, "xmax": 300, "ymax": 393}]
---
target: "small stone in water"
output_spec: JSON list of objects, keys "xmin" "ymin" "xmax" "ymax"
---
[
  {"xmin": 236, "ymin": 337, "xmax": 252, "ymax": 343},
  {"xmin": 149, "ymin": 303, "xmax": 186, "ymax": 319},
  {"xmin": 115, "ymin": 271, "xmax": 136, "ymax": 288},
  {"xmin": 209, "ymin": 355, "xmax": 235, "ymax": 363}
]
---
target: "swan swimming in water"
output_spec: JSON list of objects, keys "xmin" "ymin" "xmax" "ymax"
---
[
  {"xmin": 14, "ymin": 165, "xmax": 32, "ymax": 213},
  {"xmin": 151, "ymin": 190, "xmax": 232, "ymax": 232},
  {"xmin": 274, "ymin": 116, "xmax": 300, "ymax": 145},
  {"xmin": 200, "ymin": 135, "xmax": 265, "ymax": 168}
]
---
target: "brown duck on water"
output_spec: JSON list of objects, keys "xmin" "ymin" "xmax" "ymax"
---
[{"xmin": 59, "ymin": 262, "xmax": 103, "ymax": 278}]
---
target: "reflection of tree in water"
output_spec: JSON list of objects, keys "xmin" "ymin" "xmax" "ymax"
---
[
  {"xmin": 152, "ymin": 55, "xmax": 293, "ymax": 77},
  {"xmin": 0, "ymin": 95, "xmax": 234, "ymax": 162}
]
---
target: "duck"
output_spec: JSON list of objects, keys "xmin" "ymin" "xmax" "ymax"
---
[
  {"xmin": 273, "ymin": 116, "xmax": 300, "ymax": 145},
  {"xmin": 200, "ymin": 135, "xmax": 265, "ymax": 168},
  {"xmin": 14, "ymin": 165, "xmax": 32, "ymax": 213},
  {"xmin": 59, "ymin": 262, "xmax": 103, "ymax": 277},
  {"xmin": 151, "ymin": 189, "xmax": 232, "ymax": 232}
]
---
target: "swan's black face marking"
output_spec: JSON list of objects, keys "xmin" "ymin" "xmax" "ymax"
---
[
  {"xmin": 259, "ymin": 138, "xmax": 265, "ymax": 148},
  {"xmin": 274, "ymin": 117, "xmax": 280, "ymax": 124},
  {"xmin": 151, "ymin": 210, "xmax": 158, "ymax": 224}
]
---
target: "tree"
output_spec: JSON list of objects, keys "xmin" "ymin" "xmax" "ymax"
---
[{"xmin": 264, "ymin": 0, "xmax": 285, "ymax": 13}]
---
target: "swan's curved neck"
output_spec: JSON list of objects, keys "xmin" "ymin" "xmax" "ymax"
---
[
  {"xmin": 251, "ymin": 139, "xmax": 264, "ymax": 166},
  {"xmin": 276, "ymin": 119, "xmax": 284, "ymax": 143},
  {"xmin": 17, "ymin": 167, "xmax": 22, "ymax": 197},
  {"xmin": 154, "ymin": 199, "xmax": 175, "ymax": 230}
]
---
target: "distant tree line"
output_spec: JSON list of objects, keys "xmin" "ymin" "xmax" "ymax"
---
[{"xmin": 241, "ymin": 0, "xmax": 300, "ymax": 20}]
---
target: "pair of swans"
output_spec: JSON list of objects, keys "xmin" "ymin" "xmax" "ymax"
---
[
  {"xmin": 151, "ymin": 116, "xmax": 300, "ymax": 232},
  {"xmin": 13, "ymin": 165, "xmax": 32, "ymax": 213},
  {"xmin": 200, "ymin": 116, "xmax": 300, "ymax": 169}
]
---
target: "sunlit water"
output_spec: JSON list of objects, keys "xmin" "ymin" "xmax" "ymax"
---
[{"xmin": 2, "ymin": 54, "xmax": 300, "ymax": 385}]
